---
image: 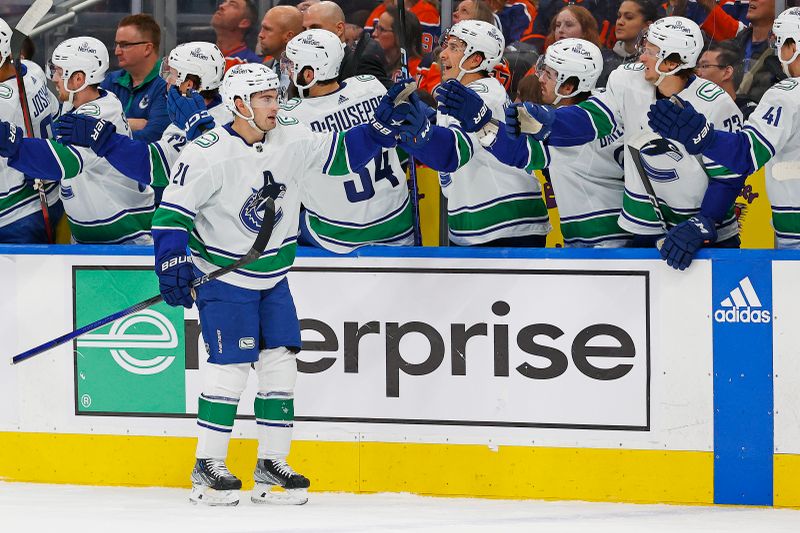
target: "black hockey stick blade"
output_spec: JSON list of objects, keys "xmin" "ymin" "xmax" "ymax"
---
[{"xmin": 11, "ymin": 198, "xmax": 276, "ymax": 365}]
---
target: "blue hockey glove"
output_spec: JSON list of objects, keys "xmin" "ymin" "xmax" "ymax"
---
[
  {"xmin": 367, "ymin": 91, "xmax": 402, "ymax": 148},
  {"xmin": 0, "ymin": 120, "xmax": 22, "ymax": 158},
  {"xmin": 55, "ymin": 113, "xmax": 117, "ymax": 156},
  {"xmin": 435, "ymin": 80, "xmax": 491, "ymax": 132},
  {"xmin": 647, "ymin": 96, "xmax": 715, "ymax": 155},
  {"xmin": 386, "ymin": 77, "xmax": 417, "ymax": 104},
  {"xmin": 156, "ymin": 253, "xmax": 195, "ymax": 308},
  {"xmin": 394, "ymin": 101, "xmax": 432, "ymax": 149},
  {"xmin": 505, "ymin": 102, "xmax": 554, "ymax": 141},
  {"xmin": 660, "ymin": 215, "xmax": 717, "ymax": 271},
  {"xmin": 168, "ymin": 87, "xmax": 214, "ymax": 141}
]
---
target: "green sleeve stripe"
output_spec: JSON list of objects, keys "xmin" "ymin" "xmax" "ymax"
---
[
  {"xmin": 454, "ymin": 129, "xmax": 472, "ymax": 169},
  {"xmin": 524, "ymin": 137, "xmax": 548, "ymax": 173},
  {"xmin": 326, "ymin": 132, "xmax": 351, "ymax": 176},
  {"xmin": 49, "ymin": 141, "xmax": 81, "ymax": 179},
  {"xmin": 152, "ymin": 206, "xmax": 194, "ymax": 231},
  {"xmin": 747, "ymin": 130, "xmax": 773, "ymax": 170},
  {"xmin": 576, "ymin": 100, "xmax": 612, "ymax": 139},
  {"xmin": 705, "ymin": 165, "xmax": 739, "ymax": 178},
  {"xmin": 149, "ymin": 144, "xmax": 169, "ymax": 188}
]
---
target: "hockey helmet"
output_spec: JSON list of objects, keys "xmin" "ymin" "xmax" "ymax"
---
[
  {"xmin": 442, "ymin": 20, "xmax": 505, "ymax": 80},
  {"xmin": 773, "ymin": 8, "xmax": 800, "ymax": 76},
  {"xmin": 222, "ymin": 62, "xmax": 280, "ymax": 132},
  {"xmin": 644, "ymin": 16, "xmax": 702, "ymax": 85},
  {"xmin": 536, "ymin": 38, "xmax": 603, "ymax": 105},
  {"xmin": 284, "ymin": 29, "xmax": 345, "ymax": 92},
  {"xmin": 0, "ymin": 18, "xmax": 10, "ymax": 69},
  {"xmin": 160, "ymin": 42, "xmax": 225, "ymax": 91},
  {"xmin": 48, "ymin": 36, "xmax": 109, "ymax": 88}
]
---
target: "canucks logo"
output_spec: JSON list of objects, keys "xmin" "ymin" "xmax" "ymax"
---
[
  {"xmin": 239, "ymin": 170, "xmax": 286, "ymax": 233},
  {"xmin": 640, "ymin": 138, "xmax": 684, "ymax": 182}
]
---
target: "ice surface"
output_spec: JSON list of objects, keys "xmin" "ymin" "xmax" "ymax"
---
[{"xmin": 0, "ymin": 482, "xmax": 797, "ymax": 533}]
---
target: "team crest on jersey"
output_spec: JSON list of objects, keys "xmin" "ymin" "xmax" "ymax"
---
[
  {"xmin": 239, "ymin": 171, "xmax": 286, "ymax": 233},
  {"xmin": 640, "ymin": 138, "xmax": 684, "ymax": 182},
  {"xmin": 0, "ymin": 84, "xmax": 12, "ymax": 99},
  {"xmin": 78, "ymin": 103, "xmax": 101, "ymax": 117},
  {"xmin": 138, "ymin": 95, "xmax": 150, "ymax": 109}
]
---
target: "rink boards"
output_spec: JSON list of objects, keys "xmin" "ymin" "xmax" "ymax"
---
[{"xmin": 1, "ymin": 245, "xmax": 799, "ymax": 507}]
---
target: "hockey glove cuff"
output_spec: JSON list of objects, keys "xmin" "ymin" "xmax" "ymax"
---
[
  {"xmin": 156, "ymin": 254, "xmax": 195, "ymax": 308},
  {"xmin": 435, "ymin": 80, "xmax": 491, "ymax": 132},
  {"xmin": 168, "ymin": 87, "xmax": 214, "ymax": 141},
  {"xmin": 0, "ymin": 120, "xmax": 22, "ymax": 158},
  {"xmin": 55, "ymin": 114, "xmax": 118, "ymax": 157}
]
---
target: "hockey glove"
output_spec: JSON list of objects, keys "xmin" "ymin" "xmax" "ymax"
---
[
  {"xmin": 156, "ymin": 254, "xmax": 195, "ymax": 308},
  {"xmin": 435, "ymin": 80, "xmax": 491, "ymax": 132},
  {"xmin": 367, "ymin": 91, "xmax": 402, "ymax": 148},
  {"xmin": 660, "ymin": 215, "xmax": 717, "ymax": 271},
  {"xmin": 505, "ymin": 102, "xmax": 554, "ymax": 141},
  {"xmin": 0, "ymin": 120, "xmax": 22, "ymax": 158},
  {"xmin": 55, "ymin": 114, "xmax": 117, "ymax": 156},
  {"xmin": 394, "ymin": 101, "xmax": 433, "ymax": 150},
  {"xmin": 647, "ymin": 96, "xmax": 715, "ymax": 156},
  {"xmin": 168, "ymin": 87, "xmax": 214, "ymax": 141}
]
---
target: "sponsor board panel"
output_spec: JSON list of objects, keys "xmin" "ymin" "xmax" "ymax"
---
[
  {"xmin": 772, "ymin": 261, "xmax": 800, "ymax": 455},
  {"xmin": 0, "ymin": 257, "xmax": 19, "ymax": 427},
  {"xmin": 712, "ymin": 259, "xmax": 773, "ymax": 505}
]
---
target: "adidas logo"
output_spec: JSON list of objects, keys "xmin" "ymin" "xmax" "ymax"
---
[
  {"xmin": 713, "ymin": 276, "xmax": 771, "ymax": 324},
  {"xmin": 338, "ymin": 94, "xmax": 348, "ymax": 105}
]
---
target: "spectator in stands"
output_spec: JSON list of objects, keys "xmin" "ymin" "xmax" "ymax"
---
[
  {"xmin": 485, "ymin": 0, "xmax": 539, "ymax": 45},
  {"xmin": 212, "ymin": 0, "xmax": 262, "ymax": 67},
  {"xmin": 686, "ymin": 0, "xmax": 750, "ymax": 42},
  {"xmin": 102, "ymin": 14, "xmax": 169, "ymax": 143},
  {"xmin": 453, "ymin": 0, "xmax": 498, "ymax": 25},
  {"xmin": 258, "ymin": 5, "xmax": 304, "ymax": 100},
  {"xmin": 365, "ymin": 0, "xmax": 441, "ymax": 54},
  {"xmin": 374, "ymin": 6, "xmax": 424, "ymax": 82},
  {"xmin": 530, "ymin": 0, "xmax": 618, "ymax": 52},
  {"xmin": 303, "ymin": 1, "xmax": 392, "ymax": 87},
  {"xmin": 515, "ymin": 72, "xmax": 543, "ymax": 103},
  {"xmin": 730, "ymin": 0, "xmax": 784, "ymax": 102},
  {"xmin": 608, "ymin": 0, "xmax": 658, "ymax": 71},
  {"xmin": 344, "ymin": 9, "xmax": 370, "ymax": 47},
  {"xmin": 696, "ymin": 40, "xmax": 758, "ymax": 119}
]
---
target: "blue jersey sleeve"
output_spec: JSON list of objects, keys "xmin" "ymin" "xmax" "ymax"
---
[
  {"xmin": 8, "ymin": 138, "xmax": 80, "ymax": 181},
  {"xmin": 704, "ymin": 129, "xmax": 760, "ymax": 177},
  {"xmin": 400, "ymin": 125, "xmax": 473, "ymax": 173}
]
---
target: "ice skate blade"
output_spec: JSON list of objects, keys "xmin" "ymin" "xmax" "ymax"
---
[
  {"xmin": 190, "ymin": 485, "xmax": 240, "ymax": 506},
  {"xmin": 251, "ymin": 484, "xmax": 308, "ymax": 505}
]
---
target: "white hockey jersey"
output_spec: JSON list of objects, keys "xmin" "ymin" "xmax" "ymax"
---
[
  {"xmin": 438, "ymin": 76, "xmax": 550, "ymax": 245},
  {"xmin": 280, "ymin": 75, "xmax": 413, "ymax": 253},
  {"xmin": 153, "ymin": 120, "xmax": 358, "ymax": 290},
  {"xmin": 736, "ymin": 78, "xmax": 800, "ymax": 247},
  {"xmin": 580, "ymin": 64, "xmax": 743, "ymax": 240},
  {"xmin": 0, "ymin": 60, "xmax": 60, "ymax": 228}
]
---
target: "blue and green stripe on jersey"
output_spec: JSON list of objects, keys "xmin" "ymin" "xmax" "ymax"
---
[
  {"xmin": 560, "ymin": 209, "xmax": 630, "ymax": 245},
  {"xmin": 622, "ymin": 188, "xmax": 737, "ymax": 231},
  {"xmin": 577, "ymin": 98, "xmax": 616, "ymax": 140},
  {"xmin": 306, "ymin": 198, "xmax": 414, "ymax": 250},
  {"xmin": 448, "ymin": 192, "xmax": 549, "ymax": 238}
]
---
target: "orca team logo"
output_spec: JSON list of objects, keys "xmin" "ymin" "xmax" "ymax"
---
[
  {"xmin": 640, "ymin": 138, "xmax": 684, "ymax": 182},
  {"xmin": 138, "ymin": 95, "xmax": 150, "ymax": 109},
  {"xmin": 239, "ymin": 170, "xmax": 286, "ymax": 233},
  {"xmin": 77, "ymin": 309, "xmax": 178, "ymax": 375},
  {"xmin": 714, "ymin": 276, "xmax": 771, "ymax": 324}
]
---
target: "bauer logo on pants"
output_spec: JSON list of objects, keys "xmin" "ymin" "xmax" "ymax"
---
[{"xmin": 73, "ymin": 267, "xmax": 187, "ymax": 415}]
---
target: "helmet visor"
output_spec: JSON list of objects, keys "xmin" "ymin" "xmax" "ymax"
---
[
  {"xmin": 46, "ymin": 61, "xmax": 63, "ymax": 82},
  {"xmin": 159, "ymin": 58, "xmax": 180, "ymax": 86}
]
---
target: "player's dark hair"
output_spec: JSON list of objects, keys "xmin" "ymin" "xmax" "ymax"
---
[{"xmin": 185, "ymin": 74, "xmax": 219, "ymax": 100}]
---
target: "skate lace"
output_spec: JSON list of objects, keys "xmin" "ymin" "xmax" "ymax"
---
[
  {"xmin": 272, "ymin": 459, "xmax": 298, "ymax": 477},
  {"xmin": 207, "ymin": 459, "xmax": 233, "ymax": 479}
]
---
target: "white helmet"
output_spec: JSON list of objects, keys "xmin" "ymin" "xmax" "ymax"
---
[
  {"xmin": 443, "ymin": 20, "xmax": 505, "ymax": 81},
  {"xmin": 48, "ymin": 37, "xmax": 109, "ymax": 104},
  {"xmin": 161, "ymin": 42, "xmax": 225, "ymax": 91},
  {"xmin": 284, "ymin": 29, "xmax": 345, "ymax": 93},
  {"xmin": 222, "ymin": 62, "xmax": 280, "ymax": 133},
  {"xmin": 645, "ymin": 16, "xmax": 703, "ymax": 85},
  {"xmin": 538, "ymin": 38, "xmax": 603, "ymax": 106},
  {"xmin": 773, "ymin": 8, "xmax": 800, "ymax": 76},
  {"xmin": 0, "ymin": 18, "xmax": 11, "ymax": 69}
]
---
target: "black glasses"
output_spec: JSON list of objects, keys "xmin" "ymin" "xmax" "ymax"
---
[
  {"xmin": 115, "ymin": 41, "xmax": 149, "ymax": 50},
  {"xmin": 696, "ymin": 63, "xmax": 728, "ymax": 70}
]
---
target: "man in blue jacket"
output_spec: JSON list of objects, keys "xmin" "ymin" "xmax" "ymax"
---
[{"xmin": 101, "ymin": 13, "xmax": 169, "ymax": 143}]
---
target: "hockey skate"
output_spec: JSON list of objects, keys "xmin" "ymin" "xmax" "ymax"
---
[
  {"xmin": 251, "ymin": 458, "xmax": 310, "ymax": 505},
  {"xmin": 189, "ymin": 458, "xmax": 242, "ymax": 506}
]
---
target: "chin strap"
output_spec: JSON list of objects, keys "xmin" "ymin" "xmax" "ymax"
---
[{"xmin": 232, "ymin": 102, "xmax": 268, "ymax": 134}]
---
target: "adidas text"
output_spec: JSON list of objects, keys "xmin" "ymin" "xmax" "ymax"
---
[{"xmin": 714, "ymin": 308, "xmax": 771, "ymax": 324}]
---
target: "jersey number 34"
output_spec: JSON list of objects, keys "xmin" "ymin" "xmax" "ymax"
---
[{"xmin": 344, "ymin": 151, "xmax": 400, "ymax": 203}]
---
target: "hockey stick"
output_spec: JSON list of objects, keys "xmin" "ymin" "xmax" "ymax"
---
[
  {"xmin": 11, "ymin": 198, "xmax": 276, "ymax": 365},
  {"xmin": 11, "ymin": 0, "xmax": 54, "ymax": 243},
  {"xmin": 395, "ymin": 0, "xmax": 422, "ymax": 246},
  {"xmin": 627, "ymin": 128, "xmax": 669, "ymax": 234}
]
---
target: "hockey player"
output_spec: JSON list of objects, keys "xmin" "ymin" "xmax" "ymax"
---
[
  {"xmin": 437, "ymin": 38, "xmax": 630, "ymax": 247},
  {"xmin": 647, "ymin": 7, "xmax": 800, "ymax": 249},
  {"xmin": 0, "ymin": 36, "xmax": 154, "ymax": 244},
  {"xmin": 54, "ymin": 42, "xmax": 228, "ymax": 198},
  {"xmin": 393, "ymin": 20, "xmax": 551, "ymax": 246},
  {"xmin": 441, "ymin": 16, "xmax": 744, "ymax": 268},
  {"xmin": 281, "ymin": 29, "xmax": 413, "ymax": 252},
  {"xmin": 0, "ymin": 17, "xmax": 61, "ymax": 243},
  {"xmin": 151, "ymin": 62, "xmax": 407, "ymax": 506}
]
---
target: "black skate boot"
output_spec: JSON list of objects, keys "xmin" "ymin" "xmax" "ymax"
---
[
  {"xmin": 251, "ymin": 458, "xmax": 310, "ymax": 505},
  {"xmin": 189, "ymin": 458, "xmax": 242, "ymax": 506}
]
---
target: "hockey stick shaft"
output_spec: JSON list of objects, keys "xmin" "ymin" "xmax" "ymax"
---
[
  {"xmin": 11, "ymin": 198, "xmax": 276, "ymax": 365},
  {"xmin": 395, "ymin": 0, "xmax": 422, "ymax": 246},
  {"xmin": 11, "ymin": 0, "xmax": 54, "ymax": 243}
]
